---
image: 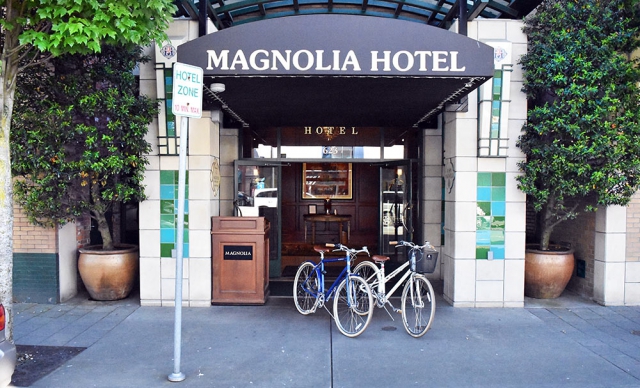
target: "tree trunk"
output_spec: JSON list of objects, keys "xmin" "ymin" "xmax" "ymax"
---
[
  {"xmin": 0, "ymin": 20, "xmax": 20, "ymax": 340},
  {"xmin": 93, "ymin": 210, "xmax": 114, "ymax": 251},
  {"xmin": 539, "ymin": 198, "xmax": 555, "ymax": 251}
]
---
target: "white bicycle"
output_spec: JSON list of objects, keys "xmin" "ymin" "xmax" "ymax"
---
[{"xmin": 353, "ymin": 240, "xmax": 437, "ymax": 338}]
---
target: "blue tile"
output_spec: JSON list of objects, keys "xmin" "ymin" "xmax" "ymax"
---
[
  {"xmin": 491, "ymin": 201, "xmax": 506, "ymax": 216},
  {"xmin": 161, "ymin": 229, "xmax": 175, "ymax": 243},
  {"xmin": 491, "ymin": 246, "xmax": 505, "ymax": 259},
  {"xmin": 160, "ymin": 185, "xmax": 175, "ymax": 200},
  {"xmin": 476, "ymin": 230, "xmax": 491, "ymax": 245},
  {"xmin": 477, "ymin": 187, "xmax": 491, "ymax": 201}
]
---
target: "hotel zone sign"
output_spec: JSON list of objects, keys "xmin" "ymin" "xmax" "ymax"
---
[{"xmin": 172, "ymin": 62, "xmax": 203, "ymax": 118}]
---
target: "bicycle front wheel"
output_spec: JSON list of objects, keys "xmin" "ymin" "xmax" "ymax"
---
[
  {"xmin": 293, "ymin": 262, "xmax": 319, "ymax": 315},
  {"xmin": 333, "ymin": 276, "xmax": 373, "ymax": 337},
  {"xmin": 353, "ymin": 261, "xmax": 380, "ymax": 290},
  {"xmin": 401, "ymin": 275, "xmax": 435, "ymax": 338}
]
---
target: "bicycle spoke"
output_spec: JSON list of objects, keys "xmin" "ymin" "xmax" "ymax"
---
[
  {"xmin": 293, "ymin": 262, "xmax": 319, "ymax": 315},
  {"xmin": 401, "ymin": 275, "xmax": 435, "ymax": 338},
  {"xmin": 333, "ymin": 277, "xmax": 373, "ymax": 337}
]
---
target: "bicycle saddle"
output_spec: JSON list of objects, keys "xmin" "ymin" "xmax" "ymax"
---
[
  {"xmin": 313, "ymin": 245, "xmax": 332, "ymax": 253},
  {"xmin": 372, "ymin": 255, "xmax": 390, "ymax": 263}
]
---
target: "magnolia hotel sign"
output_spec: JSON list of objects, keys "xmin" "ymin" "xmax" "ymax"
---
[
  {"xmin": 206, "ymin": 49, "xmax": 468, "ymax": 74},
  {"xmin": 177, "ymin": 15, "xmax": 494, "ymax": 78}
]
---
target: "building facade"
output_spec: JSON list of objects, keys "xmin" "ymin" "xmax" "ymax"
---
[{"xmin": 13, "ymin": 10, "xmax": 640, "ymax": 307}]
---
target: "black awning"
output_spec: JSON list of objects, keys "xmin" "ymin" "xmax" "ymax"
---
[{"xmin": 177, "ymin": 14, "xmax": 494, "ymax": 128}]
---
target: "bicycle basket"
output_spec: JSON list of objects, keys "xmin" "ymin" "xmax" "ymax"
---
[{"xmin": 411, "ymin": 248, "xmax": 439, "ymax": 274}]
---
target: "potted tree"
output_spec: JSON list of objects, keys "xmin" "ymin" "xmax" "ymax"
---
[
  {"xmin": 11, "ymin": 45, "xmax": 158, "ymax": 300},
  {"xmin": 517, "ymin": 0, "xmax": 640, "ymax": 298}
]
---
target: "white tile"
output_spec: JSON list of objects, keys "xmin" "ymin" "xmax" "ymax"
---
[
  {"xmin": 477, "ymin": 158, "xmax": 506, "ymax": 172},
  {"xmin": 160, "ymin": 157, "xmax": 181, "ymax": 171},
  {"xmin": 625, "ymin": 262, "xmax": 640, "ymax": 283},
  {"xmin": 605, "ymin": 233, "xmax": 627, "ymax": 263},
  {"xmin": 139, "ymin": 200, "xmax": 160, "ymax": 230},
  {"xmin": 476, "ymin": 280, "xmax": 504, "ymax": 302},
  {"xmin": 604, "ymin": 262, "xmax": 626, "ymax": 304},
  {"xmin": 505, "ymin": 202, "xmax": 526, "ymax": 233},
  {"xmin": 139, "ymin": 257, "xmax": 161, "ymax": 300},
  {"xmin": 478, "ymin": 21, "xmax": 507, "ymax": 40},
  {"xmin": 189, "ymin": 200, "xmax": 212, "ymax": 230},
  {"xmin": 477, "ymin": 260, "xmax": 504, "ymax": 281},
  {"xmin": 596, "ymin": 206, "xmax": 627, "ymax": 233},
  {"xmin": 453, "ymin": 172, "xmax": 477, "ymax": 202},
  {"xmin": 454, "ymin": 201, "xmax": 477, "ymax": 232},
  {"xmin": 506, "ymin": 21, "xmax": 527, "ymax": 43},
  {"xmin": 161, "ymin": 278, "xmax": 189, "ymax": 301},
  {"xmin": 189, "ymin": 155, "xmax": 212, "ymax": 170},
  {"xmin": 454, "ymin": 121, "xmax": 479, "ymax": 156},
  {"xmin": 453, "ymin": 259, "xmax": 476, "ymax": 301},
  {"xmin": 625, "ymin": 283, "xmax": 640, "ymax": 305},
  {"xmin": 139, "ymin": 230, "xmax": 160, "ymax": 257},
  {"xmin": 452, "ymin": 157, "xmax": 477, "ymax": 173},
  {"xmin": 189, "ymin": 258, "xmax": 212, "ymax": 301},
  {"xmin": 189, "ymin": 230, "xmax": 212, "ymax": 258},
  {"xmin": 505, "ymin": 232, "xmax": 526, "ymax": 260},
  {"xmin": 453, "ymin": 231, "xmax": 476, "ymax": 259},
  {"xmin": 189, "ymin": 126, "xmax": 211, "ymax": 155},
  {"xmin": 188, "ymin": 170, "xmax": 212, "ymax": 200},
  {"xmin": 143, "ymin": 170, "xmax": 160, "ymax": 200},
  {"xmin": 505, "ymin": 172, "xmax": 526, "ymax": 202},
  {"xmin": 504, "ymin": 259, "xmax": 525, "ymax": 302},
  {"xmin": 161, "ymin": 257, "xmax": 189, "ymax": 279}
]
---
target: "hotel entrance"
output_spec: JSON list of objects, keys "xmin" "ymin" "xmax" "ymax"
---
[{"xmin": 234, "ymin": 126, "xmax": 421, "ymax": 280}]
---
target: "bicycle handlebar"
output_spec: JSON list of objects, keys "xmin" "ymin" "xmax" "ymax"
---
[
  {"xmin": 326, "ymin": 243, "xmax": 370, "ymax": 256},
  {"xmin": 390, "ymin": 241, "xmax": 435, "ymax": 250}
]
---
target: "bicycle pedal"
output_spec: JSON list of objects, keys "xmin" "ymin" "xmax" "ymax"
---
[{"xmin": 396, "ymin": 309, "xmax": 402, "ymax": 314}]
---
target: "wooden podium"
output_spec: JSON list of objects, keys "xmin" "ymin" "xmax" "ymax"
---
[{"xmin": 211, "ymin": 217, "xmax": 270, "ymax": 304}]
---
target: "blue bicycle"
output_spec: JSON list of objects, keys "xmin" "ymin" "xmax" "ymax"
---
[{"xmin": 293, "ymin": 243, "xmax": 374, "ymax": 337}]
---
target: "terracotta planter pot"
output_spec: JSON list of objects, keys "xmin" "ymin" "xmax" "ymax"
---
[
  {"xmin": 525, "ymin": 244, "xmax": 575, "ymax": 299},
  {"xmin": 78, "ymin": 244, "xmax": 139, "ymax": 301}
]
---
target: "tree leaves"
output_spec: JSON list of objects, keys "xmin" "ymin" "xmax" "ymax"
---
[{"xmin": 517, "ymin": 0, "xmax": 640, "ymax": 248}]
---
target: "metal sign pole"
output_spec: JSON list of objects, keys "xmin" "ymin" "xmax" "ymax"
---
[
  {"xmin": 167, "ymin": 62, "xmax": 202, "ymax": 383},
  {"xmin": 168, "ymin": 115, "xmax": 189, "ymax": 382}
]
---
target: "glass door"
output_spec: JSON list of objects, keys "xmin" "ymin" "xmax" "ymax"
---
[
  {"xmin": 234, "ymin": 160, "xmax": 282, "ymax": 277},
  {"xmin": 379, "ymin": 161, "xmax": 418, "ymax": 257}
]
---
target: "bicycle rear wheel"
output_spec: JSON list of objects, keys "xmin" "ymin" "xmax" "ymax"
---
[
  {"xmin": 293, "ymin": 262, "xmax": 319, "ymax": 315},
  {"xmin": 353, "ymin": 261, "xmax": 380, "ymax": 290},
  {"xmin": 333, "ymin": 276, "xmax": 373, "ymax": 337},
  {"xmin": 401, "ymin": 275, "xmax": 435, "ymax": 338}
]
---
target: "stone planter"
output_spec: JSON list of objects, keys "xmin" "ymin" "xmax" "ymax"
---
[
  {"xmin": 524, "ymin": 244, "xmax": 575, "ymax": 299},
  {"xmin": 78, "ymin": 244, "xmax": 139, "ymax": 301}
]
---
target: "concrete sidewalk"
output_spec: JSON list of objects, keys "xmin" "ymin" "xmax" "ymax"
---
[{"xmin": 13, "ymin": 288, "xmax": 640, "ymax": 387}]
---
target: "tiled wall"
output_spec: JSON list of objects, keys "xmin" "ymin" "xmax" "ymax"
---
[
  {"xmin": 476, "ymin": 172, "xmax": 506, "ymax": 259},
  {"xmin": 160, "ymin": 170, "xmax": 189, "ymax": 259}
]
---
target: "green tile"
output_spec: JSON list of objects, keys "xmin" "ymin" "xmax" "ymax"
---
[
  {"xmin": 477, "ymin": 202, "xmax": 491, "ymax": 216},
  {"xmin": 477, "ymin": 216, "xmax": 491, "ymax": 230},
  {"xmin": 492, "ymin": 173, "xmax": 506, "ymax": 187},
  {"xmin": 490, "ymin": 230, "xmax": 505, "ymax": 244},
  {"xmin": 161, "ymin": 243, "xmax": 174, "ymax": 258},
  {"xmin": 161, "ymin": 215, "xmax": 175, "ymax": 228},
  {"xmin": 160, "ymin": 170, "xmax": 175, "ymax": 184},
  {"xmin": 476, "ymin": 246, "xmax": 490, "ymax": 260},
  {"xmin": 160, "ymin": 200, "xmax": 175, "ymax": 215},
  {"xmin": 478, "ymin": 172, "xmax": 492, "ymax": 187},
  {"xmin": 491, "ymin": 216, "xmax": 505, "ymax": 230},
  {"xmin": 492, "ymin": 187, "xmax": 506, "ymax": 201}
]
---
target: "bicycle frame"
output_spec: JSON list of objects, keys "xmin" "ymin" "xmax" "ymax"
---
[{"xmin": 299, "ymin": 250, "xmax": 359, "ymax": 312}]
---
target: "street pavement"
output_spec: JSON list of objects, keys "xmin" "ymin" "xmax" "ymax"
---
[{"xmin": 12, "ymin": 284, "xmax": 640, "ymax": 387}]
